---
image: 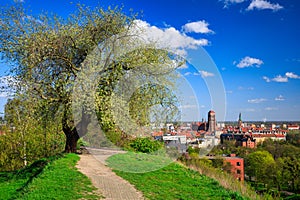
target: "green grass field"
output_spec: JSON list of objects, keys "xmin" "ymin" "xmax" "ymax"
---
[
  {"xmin": 106, "ymin": 151, "xmax": 174, "ymax": 173},
  {"xmin": 107, "ymin": 152, "xmax": 248, "ymax": 200},
  {"xmin": 0, "ymin": 154, "xmax": 100, "ymax": 200}
]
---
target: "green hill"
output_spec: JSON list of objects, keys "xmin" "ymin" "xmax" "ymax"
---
[
  {"xmin": 106, "ymin": 152, "xmax": 253, "ymax": 200},
  {"xmin": 1, "ymin": 152, "xmax": 256, "ymax": 200},
  {"xmin": 0, "ymin": 154, "xmax": 100, "ymax": 200}
]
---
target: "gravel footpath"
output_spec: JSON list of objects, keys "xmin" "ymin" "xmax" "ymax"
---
[{"xmin": 76, "ymin": 148, "xmax": 144, "ymax": 200}]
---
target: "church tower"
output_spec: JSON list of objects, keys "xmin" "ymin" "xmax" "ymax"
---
[
  {"xmin": 238, "ymin": 112, "xmax": 243, "ymax": 128},
  {"xmin": 207, "ymin": 110, "xmax": 216, "ymax": 133}
]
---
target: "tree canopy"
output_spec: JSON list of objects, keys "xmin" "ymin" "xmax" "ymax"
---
[{"xmin": 0, "ymin": 3, "xmax": 183, "ymax": 153}]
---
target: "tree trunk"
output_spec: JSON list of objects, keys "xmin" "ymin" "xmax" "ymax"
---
[
  {"xmin": 64, "ymin": 126, "xmax": 79, "ymax": 153},
  {"xmin": 62, "ymin": 103, "xmax": 91, "ymax": 153},
  {"xmin": 62, "ymin": 103, "xmax": 79, "ymax": 153}
]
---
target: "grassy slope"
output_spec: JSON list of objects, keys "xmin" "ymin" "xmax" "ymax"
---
[
  {"xmin": 107, "ymin": 152, "xmax": 247, "ymax": 200},
  {"xmin": 0, "ymin": 154, "xmax": 100, "ymax": 200}
]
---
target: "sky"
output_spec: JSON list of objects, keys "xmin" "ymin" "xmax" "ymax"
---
[{"xmin": 0, "ymin": 0, "xmax": 300, "ymax": 122}]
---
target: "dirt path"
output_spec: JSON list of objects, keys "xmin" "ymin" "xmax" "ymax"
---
[{"xmin": 76, "ymin": 148, "xmax": 144, "ymax": 200}]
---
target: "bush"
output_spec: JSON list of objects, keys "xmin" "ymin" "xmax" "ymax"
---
[
  {"xmin": 76, "ymin": 138, "xmax": 89, "ymax": 150},
  {"xmin": 129, "ymin": 137, "xmax": 163, "ymax": 153}
]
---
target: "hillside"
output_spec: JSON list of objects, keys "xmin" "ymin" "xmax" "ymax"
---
[
  {"xmin": 106, "ymin": 152, "xmax": 250, "ymax": 200},
  {"xmin": 1, "ymin": 152, "xmax": 252, "ymax": 200},
  {"xmin": 0, "ymin": 154, "xmax": 100, "ymax": 200}
]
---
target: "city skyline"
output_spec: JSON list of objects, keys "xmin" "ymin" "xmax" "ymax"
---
[{"xmin": 0, "ymin": 0, "xmax": 299, "ymax": 121}]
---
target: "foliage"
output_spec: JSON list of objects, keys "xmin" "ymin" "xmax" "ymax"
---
[
  {"xmin": 0, "ymin": 3, "xmax": 183, "ymax": 153},
  {"xmin": 129, "ymin": 84, "xmax": 180, "ymax": 126},
  {"xmin": 244, "ymin": 150, "xmax": 275, "ymax": 184},
  {"xmin": 0, "ymin": 153, "xmax": 100, "ymax": 200},
  {"xmin": 254, "ymin": 140, "xmax": 300, "ymax": 193},
  {"xmin": 76, "ymin": 138, "xmax": 89, "ymax": 150},
  {"xmin": 103, "ymin": 129, "xmax": 133, "ymax": 148},
  {"xmin": 286, "ymin": 130, "xmax": 300, "ymax": 147},
  {"xmin": 210, "ymin": 140, "xmax": 254, "ymax": 158},
  {"xmin": 128, "ymin": 137, "xmax": 163, "ymax": 153},
  {"xmin": 0, "ymin": 97, "xmax": 65, "ymax": 171},
  {"xmin": 187, "ymin": 146, "xmax": 200, "ymax": 154},
  {"xmin": 212, "ymin": 138, "xmax": 300, "ymax": 196}
]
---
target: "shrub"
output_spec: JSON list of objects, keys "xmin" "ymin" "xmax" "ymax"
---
[
  {"xmin": 76, "ymin": 138, "xmax": 89, "ymax": 150},
  {"xmin": 129, "ymin": 137, "xmax": 163, "ymax": 153}
]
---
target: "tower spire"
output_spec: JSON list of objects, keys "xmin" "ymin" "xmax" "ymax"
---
[{"xmin": 238, "ymin": 112, "xmax": 242, "ymax": 128}]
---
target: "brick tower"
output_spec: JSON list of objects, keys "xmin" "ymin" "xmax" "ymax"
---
[{"xmin": 207, "ymin": 110, "xmax": 216, "ymax": 133}]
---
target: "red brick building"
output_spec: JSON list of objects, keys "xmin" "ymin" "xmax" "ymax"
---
[
  {"xmin": 241, "ymin": 136, "xmax": 256, "ymax": 148},
  {"xmin": 224, "ymin": 154, "xmax": 244, "ymax": 181}
]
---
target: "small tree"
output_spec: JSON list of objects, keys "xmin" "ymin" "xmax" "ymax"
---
[
  {"xmin": 0, "ymin": 96, "xmax": 64, "ymax": 171},
  {"xmin": 245, "ymin": 150, "xmax": 275, "ymax": 184}
]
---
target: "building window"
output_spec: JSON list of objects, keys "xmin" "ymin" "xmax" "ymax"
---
[
  {"xmin": 236, "ymin": 162, "xmax": 241, "ymax": 166},
  {"xmin": 237, "ymin": 169, "xmax": 241, "ymax": 174}
]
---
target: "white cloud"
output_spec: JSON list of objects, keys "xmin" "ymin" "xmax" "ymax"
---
[
  {"xmin": 248, "ymin": 98, "xmax": 267, "ymax": 103},
  {"xmin": 265, "ymin": 107, "xmax": 278, "ymax": 111},
  {"xmin": 264, "ymin": 72, "xmax": 300, "ymax": 83},
  {"xmin": 263, "ymin": 76, "xmax": 271, "ymax": 82},
  {"xmin": 225, "ymin": 0, "xmax": 245, "ymax": 3},
  {"xmin": 179, "ymin": 104, "xmax": 197, "ymax": 109},
  {"xmin": 236, "ymin": 56, "xmax": 263, "ymax": 68},
  {"xmin": 272, "ymin": 75, "xmax": 288, "ymax": 82},
  {"xmin": 275, "ymin": 95, "xmax": 285, "ymax": 101},
  {"xmin": 182, "ymin": 20, "xmax": 214, "ymax": 34},
  {"xmin": 133, "ymin": 20, "xmax": 209, "ymax": 56},
  {"xmin": 222, "ymin": 0, "xmax": 246, "ymax": 8},
  {"xmin": 285, "ymin": 72, "xmax": 300, "ymax": 79},
  {"xmin": 184, "ymin": 70, "xmax": 214, "ymax": 77},
  {"xmin": 200, "ymin": 70, "xmax": 215, "ymax": 78},
  {"xmin": 247, "ymin": 0, "xmax": 283, "ymax": 11},
  {"xmin": 184, "ymin": 72, "xmax": 192, "ymax": 76}
]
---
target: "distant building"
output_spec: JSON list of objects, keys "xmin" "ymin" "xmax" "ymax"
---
[
  {"xmin": 207, "ymin": 154, "xmax": 244, "ymax": 181},
  {"xmin": 252, "ymin": 133, "xmax": 286, "ymax": 143},
  {"xmin": 207, "ymin": 110, "xmax": 216, "ymax": 133},
  {"xmin": 238, "ymin": 135, "xmax": 256, "ymax": 148},
  {"xmin": 288, "ymin": 124, "xmax": 299, "ymax": 130},
  {"xmin": 198, "ymin": 135, "xmax": 219, "ymax": 149},
  {"xmin": 224, "ymin": 154, "xmax": 244, "ymax": 181},
  {"xmin": 197, "ymin": 122, "xmax": 207, "ymax": 131},
  {"xmin": 282, "ymin": 124, "xmax": 287, "ymax": 129},
  {"xmin": 238, "ymin": 113, "xmax": 243, "ymax": 128},
  {"xmin": 163, "ymin": 135, "xmax": 187, "ymax": 153}
]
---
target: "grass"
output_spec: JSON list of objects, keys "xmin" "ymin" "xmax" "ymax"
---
[
  {"xmin": 107, "ymin": 152, "xmax": 248, "ymax": 200},
  {"xmin": 106, "ymin": 151, "xmax": 174, "ymax": 173},
  {"xmin": 0, "ymin": 153, "xmax": 100, "ymax": 200},
  {"xmin": 182, "ymin": 159, "xmax": 263, "ymax": 200}
]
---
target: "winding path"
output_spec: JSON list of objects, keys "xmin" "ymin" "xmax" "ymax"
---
[{"xmin": 76, "ymin": 148, "xmax": 144, "ymax": 200}]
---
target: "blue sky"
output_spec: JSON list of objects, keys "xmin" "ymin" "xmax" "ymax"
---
[{"xmin": 1, "ymin": 0, "xmax": 300, "ymax": 122}]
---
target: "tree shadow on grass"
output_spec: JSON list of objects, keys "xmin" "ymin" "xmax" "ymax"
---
[{"xmin": 0, "ymin": 154, "xmax": 63, "ymax": 199}]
